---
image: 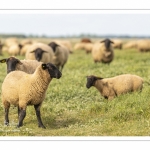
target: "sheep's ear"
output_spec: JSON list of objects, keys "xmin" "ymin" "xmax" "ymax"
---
[
  {"xmin": 43, "ymin": 50, "xmax": 48, "ymax": 53},
  {"xmin": 18, "ymin": 60, "xmax": 23, "ymax": 65},
  {"xmin": 100, "ymin": 40, "xmax": 105, "ymax": 43},
  {"xmin": 110, "ymin": 40, "xmax": 114, "ymax": 44},
  {"xmin": 30, "ymin": 50, "xmax": 36, "ymax": 53},
  {"xmin": 42, "ymin": 64, "xmax": 47, "ymax": 70},
  {"xmin": 0, "ymin": 59, "xmax": 7, "ymax": 63}
]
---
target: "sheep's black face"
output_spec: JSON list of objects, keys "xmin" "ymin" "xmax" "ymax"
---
[
  {"xmin": 86, "ymin": 76, "xmax": 97, "ymax": 89},
  {"xmin": 31, "ymin": 48, "xmax": 47, "ymax": 62},
  {"xmin": 101, "ymin": 39, "xmax": 114, "ymax": 49},
  {"xmin": 42, "ymin": 63, "xmax": 62, "ymax": 79},
  {"xmin": 48, "ymin": 42, "xmax": 59, "ymax": 53},
  {"xmin": 0, "ymin": 57, "xmax": 22, "ymax": 74}
]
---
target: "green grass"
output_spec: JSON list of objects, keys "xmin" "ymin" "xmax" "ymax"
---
[{"xmin": 0, "ymin": 48, "xmax": 150, "ymax": 136}]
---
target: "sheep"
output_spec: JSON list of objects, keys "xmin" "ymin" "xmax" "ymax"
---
[
  {"xmin": 4, "ymin": 37, "xmax": 18, "ymax": 47},
  {"xmin": 123, "ymin": 40, "xmax": 137, "ymax": 50},
  {"xmin": 91, "ymin": 39, "xmax": 114, "ymax": 64},
  {"xmin": 7, "ymin": 44, "xmax": 22, "ymax": 56},
  {"xmin": 73, "ymin": 42, "xmax": 85, "ymax": 51},
  {"xmin": 48, "ymin": 42, "xmax": 69, "ymax": 71},
  {"xmin": 25, "ymin": 42, "xmax": 54, "ymax": 63},
  {"xmin": 136, "ymin": 39, "xmax": 150, "ymax": 52},
  {"xmin": 0, "ymin": 56, "xmax": 42, "ymax": 74},
  {"xmin": 112, "ymin": 39, "xmax": 123, "ymax": 50},
  {"xmin": 20, "ymin": 39, "xmax": 32, "ymax": 46},
  {"xmin": 53, "ymin": 40, "xmax": 73, "ymax": 53},
  {"xmin": 81, "ymin": 38, "xmax": 92, "ymax": 43},
  {"xmin": 86, "ymin": 74, "xmax": 143, "ymax": 100},
  {"xmin": 20, "ymin": 44, "xmax": 32, "ymax": 56},
  {"xmin": 1, "ymin": 62, "xmax": 62, "ymax": 128}
]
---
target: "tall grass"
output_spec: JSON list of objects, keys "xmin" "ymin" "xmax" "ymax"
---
[{"xmin": 0, "ymin": 48, "xmax": 150, "ymax": 136}]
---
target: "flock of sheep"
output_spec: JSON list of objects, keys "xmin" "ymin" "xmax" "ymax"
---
[{"xmin": 0, "ymin": 37, "xmax": 147, "ymax": 128}]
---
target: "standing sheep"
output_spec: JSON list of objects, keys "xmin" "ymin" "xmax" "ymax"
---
[
  {"xmin": 81, "ymin": 38, "xmax": 92, "ymax": 43},
  {"xmin": 86, "ymin": 74, "xmax": 143, "ymax": 100},
  {"xmin": 25, "ymin": 42, "xmax": 54, "ymax": 63},
  {"xmin": 48, "ymin": 42, "xmax": 69, "ymax": 71},
  {"xmin": 92, "ymin": 39, "xmax": 114, "ymax": 64},
  {"xmin": 0, "ymin": 56, "xmax": 42, "ymax": 74},
  {"xmin": 8, "ymin": 44, "xmax": 23, "ymax": 56},
  {"xmin": 1, "ymin": 63, "xmax": 62, "ymax": 128}
]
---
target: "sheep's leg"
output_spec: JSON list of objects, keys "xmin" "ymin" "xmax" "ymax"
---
[
  {"xmin": 4, "ymin": 108, "xmax": 10, "ymax": 126},
  {"xmin": 17, "ymin": 108, "xmax": 26, "ymax": 128},
  {"xmin": 18, "ymin": 106, "xmax": 20, "ymax": 119},
  {"xmin": 3, "ymin": 101, "xmax": 10, "ymax": 126},
  {"xmin": 34, "ymin": 104, "xmax": 46, "ymax": 129}
]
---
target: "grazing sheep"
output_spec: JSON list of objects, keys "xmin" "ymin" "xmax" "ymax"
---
[
  {"xmin": 123, "ymin": 40, "xmax": 137, "ymax": 50},
  {"xmin": 25, "ymin": 42, "xmax": 54, "ymax": 63},
  {"xmin": 136, "ymin": 39, "xmax": 150, "ymax": 52},
  {"xmin": 1, "ymin": 63, "xmax": 62, "ymax": 128},
  {"xmin": 0, "ymin": 56, "xmax": 42, "ymax": 74},
  {"xmin": 92, "ymin": 39, "xmax": 114, "ymax": 63},
  {"xmin": 112, "ymin": 39, "xmax": 123, "ymax": 50},
  {"xmin": 81, "ymin": 38, "xmax": 92, "ymax": 43},
  {"xmin": 48, "ymin": 42, "xmax": 69, "ymax": 71},
  {"xmin": 86, "ymin": 74, "xmax": 143, "ymax": 100},
  {"xmin": 83, "ymin": 43, "xmax": 94, "ymax": 54}
]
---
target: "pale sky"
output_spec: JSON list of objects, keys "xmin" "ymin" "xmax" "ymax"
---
[{"xmin": 0, "ymin": 14, "xmax": 150, "ymax": 37}]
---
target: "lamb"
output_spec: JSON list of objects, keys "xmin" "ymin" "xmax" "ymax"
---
[
  {"xmin": 0, "ymin": 56, "xmax": 42, "ymax": 74},
  {"xmin": 48, "ymin": 42, "xmax": 69, "ymax": 71},
  {"xmin": 86, "ymin": 74, "xmax": 143, "ymax": 100},
  {"xmin": 25, "ymin": 42, "xmax": 54, "ymax": 63},
  {"xmin": 91, "ymin": 39, "xmax": 114, "ymax": 63},
  {"xmin": 1, "ymin": 62, "xmax": 62, "ymax": 128}
]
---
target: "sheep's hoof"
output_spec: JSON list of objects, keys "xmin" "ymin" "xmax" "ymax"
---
[
  {"xmin": 4, "ymin": 122, "xmax": 9, "ymax": 126},
  {"xmin": 17, "ymin": 124, "xmax": 23, "ymax": 128},
  {"xmin": 38, "ymin": 125, "xmax": 46, "ymax": 129}
]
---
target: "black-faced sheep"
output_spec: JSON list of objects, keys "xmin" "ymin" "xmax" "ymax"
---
[
  {"xmin": 92, "ymin": 39, "xmax": 114, "ymax": 64},
  {"xmin": 48, "ymin": 42, "xmax": 69, "ymax": 71},
  {"xmin": 1, "ymin": 63, "xmax": 62, "ymax": 128},
  {"xmin": 25, "ymin": 43, "xmax": 54, "ymax": 63},
  {"xmin": 0, "ymin": 56, "xmax": 42, "ymax": 74},
  {"xmin": 86, "ymin": 74, "xmax": 143, "ymax": 100}
]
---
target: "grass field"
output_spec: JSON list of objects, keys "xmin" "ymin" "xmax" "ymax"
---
[{"xmin": 0, "ymin": 45, "xmax": 150, "ymax": 136}]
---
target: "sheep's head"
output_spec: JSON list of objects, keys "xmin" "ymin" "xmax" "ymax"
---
[
  {"xmin": 30, "ymin": 48, "xmax": 48, "ymax": 61},
  {"xmin": 48, "ymin": 42, "xmax": 60, "ymax": 53},
  {"xmin": 86, "ymin": 75, "xmax": 103, "ymax": 88},
  {"xmin": 0, "ymin": 56, "xmax": 23, "ymax": 74},
  {"xmin": 42, "ymin": 63, "xmax": 62, "ymax": 79},
  {"xmin": 100, "ymin": 39, "xmax": 114, "ymax": 49}
]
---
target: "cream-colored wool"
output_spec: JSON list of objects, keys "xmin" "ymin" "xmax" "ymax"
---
[
  {"xmin": 15, "ymin": 59, "xmax": 42, "ymax": 74},
  {"xmin": 1, "ymin": 63, "xmax": 62, "ymax": 128},
  {"xmin": 25, "ymin": 42, "xmax": 54, "ymax": 63},
  {"xmin": 92, "ymin": 42, "xmax": 114, "ymax": 63},
  {"xmin": 112, "ymin": 39, "xmax": 123, "ymax": 49},
  {"xmin": 136, "ymin": 39, "xmax": 150, "ymax": 52},
  {"xmin": 20, "ymin": 44, "xmax": 32, "ymax": 56},
  {"xmin": 87, "ymin": 74, "xmax": 143, "ymax": 100},
  {"xmin": 8, "ymin": 44, "xmax": 20, "ymax": 56}
]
